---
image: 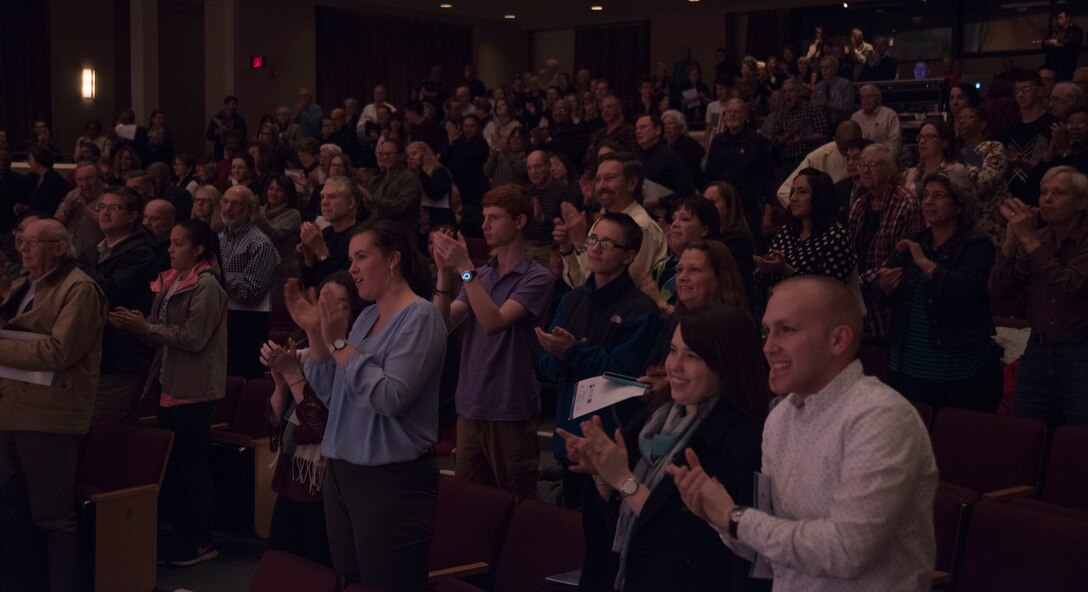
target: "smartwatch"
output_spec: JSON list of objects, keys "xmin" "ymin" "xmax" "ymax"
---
[
  {"xmin": 329, "ymin": 338, "xmax": 348, "ymax": 352},
  {"xmin": 460, "ymin": 269, "xmax": 477, "ymax": 283},
  {"xmin": 729, "ymin": 506, "xmax": 748, "ymax": 538}
]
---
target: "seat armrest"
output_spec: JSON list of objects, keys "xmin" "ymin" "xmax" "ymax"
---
[{"xmin": 983, "ymin": 485, "xmax": 1036, "ymax": 502}]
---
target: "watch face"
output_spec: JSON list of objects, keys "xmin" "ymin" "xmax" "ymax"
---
[
  {"xmin": 461, "ymin": 270, "xmax": 473, "ymax": 282},
  {"xmin": 621, "ymin": 479, "xmax": 638, "ymax": 496}
]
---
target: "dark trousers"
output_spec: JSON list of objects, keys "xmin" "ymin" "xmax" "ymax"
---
[
  {"xmin": 890, "ymin": 351, "xmax": 1004, "ymax": 414},
  {"xmin": 0, "ymin": 430, "xmax": 82, "ymax": 592},
  {"xmin": 159, "ymin": 401, "xmax": 215, "ymax": 547},
  {"xmin": 269, "ymin": 496, "xmax": 332, "ymax": 568},
  {"xmin": 227, "ymin": 310, "xmax": 269, "ymax": 379},
  {"xmin": 454, "ymin": 417, "xmax": 540, "ymax": 500},
  {"xmin": 1015, "ymin": 339, "xmax": 1088, "ymax": 426},
  {"xmin": 323, "ymin": 455, "xmax": 437, "ymax": 592}
]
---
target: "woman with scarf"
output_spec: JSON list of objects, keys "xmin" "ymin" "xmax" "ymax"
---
[
  {"xmin": 108, "ymin": 218, "xmax": 228, "ymax": 566},
  {"xmin": 558, "ymin": 304, "xmax": 769, "ymax": 592},
  {"xmin": 259, "ymin": 271, "xmax": 366, "ymax": 567}
]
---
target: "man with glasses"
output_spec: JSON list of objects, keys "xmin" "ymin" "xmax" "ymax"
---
[
  {"xmin": 364, "ymin": 138, "xmax": 423, "ymax": 234},
  {"xmin": 1002, "ymin": 71, "xmax": 1056, "ymax": 203},
  {"xmin": 431, "ymin": 185, "xmax": 554, "ymax": 499},
  {"xmin": 0, "ymin": 218, "xmax": 108, "ymax": 591},
  {"xmin": 78, "ymin": 187, "xmax": 158, "ymax": 421},
  {"xmin": 537, "ymin": 212, "xmax": 661, "ymax": 508},
  {"xmin": 555, "ymin": 153, "xmax": 667, "ymax": 287}
]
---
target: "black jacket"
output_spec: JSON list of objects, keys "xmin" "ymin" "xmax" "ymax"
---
[
  {"xmin": 885, "ymin": 228, "xmax": 997, "ymax": 349},
  {"xmin": 639, "ymin": 141, "xmax": 695, "ymax": 197},
  {"xmin": 579, "ymin": 397, "xmax": 768, "ymax": 592},
  {"xmin": 29, "ymin": 169, "xmax": 71, "ymax": 215},
  {"xmin": 705, "ymin": 126, "xmax": 773, "ymax": 222},
  {"xmin": 78, "ymin": 228, "xmax": 159, "ymax": 374}
]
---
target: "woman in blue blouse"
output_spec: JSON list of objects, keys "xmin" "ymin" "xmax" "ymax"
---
[{"xmin": 284, "ymin": 220, "xmax": 446, "ymax": 592}]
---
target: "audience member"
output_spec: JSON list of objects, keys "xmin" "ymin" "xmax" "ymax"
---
[
  {"xmin": 0, "ymin": 148, "xmax": 32, "ymax": 237},
  {"xmin": 0, "ymin": 219, "xmax": 108, "ymax": 591},
  {"xmin": 776, "ymin": 120, "xmax": 862, "ymax": 208},
  {"xmin": 859, "ymin": 35, "xmax": 897, "ymax": 81},
  {"xmin": 219, "ymin": 185, "xmax": 280, "ymax": 378},
  {"xmin": 843, "ymin": 28, "xmax": 874, "ymax": 80},
  {"xmin": 484, "ymin": 128, "xmax": 529, "ymax": 188},
  {"xmin": 288, "ymin": 220, "xmax": 444, "ymax": 592},
  {"xmin": 671, "ymin": 276, "xmax": 937, "ymax": 592},
  {"xmin": 292, "ymin": 88, "xmax": 324, "ymax": 139},
  {"xmin": 55, "ymin": 163, "xmax": 105, "ymax": 255},
  {"xmin": 206, "ymin": 95, "xmax": 247, "ymax": 161},
  {"xmin": 588, "ymin": 96, "xmax": 638, "ymax": 157},
  {"xmin": 148, "ymin": 161, "xmax": 193, "ymax": 222},
  {"xmin": 73, "ymin": 119, "xmax": 112, "ymax": 160},
  {"xmin": 1039, "ymin": 9, "xmax": 1084, "ymax": 80},
  {"xmin": 904, "ymin": 120, "xmax": 965, "ymax": 192},
  {"xmin": 644, "ymin": 196, "xmax": 721, "ymax": 310},
  {"xmin": 703, "ymin": 182, "xmax": 758, "ymax": 291},
  {"xmin": 1001, "ymin": 71, "xmax": 1056, "ymax": 203},
  {"xmin": 432, "ymin": 185, "xmax": 554, "ymax": 499},
  {"xmin": 174, "ymin": 154, "xmax": 200, "ymax": 195},
  {"xmin": 25, "ymin": 146, "xmax": 71, "ymax": 216},
  {"xmin": 365, "ymin": 139, "xmax": 424, "ymax": 234},
  {"xmin": 191, "ymin": 185, "xmax": 224, "ymax": 233},
  {"xmin": 145, "ymin": 109, "xmax": 175, "ymax": 165},
  {"xmin": 556, "ymin": 154, "xmax": 667, "ymax": 287},
  {"xmin": 635, "ymin": 115, "xmax": 696, "ymax": 207},
  {"xmin": 524, "ymin": 150, "xmax": 575, "ymax": 264},
  {"xmin": 990, "ymin": 166, "xmax": 1088, "ymax": 426},
  {"xmin": 255, "ymin": 175, "xmax": 302, "ymax": 308},
  {"xmin": 705, "ymin": 99, "xmax": 774, "ymax": 236},
  {"xmin": 851, "ymin": 85, "xmax": 901, "ymax": 149},
  {"xmin": 835, "ymin": 138, "xmax": 874, "ymax": 221},
  {"xmin": 299, "ymin": 176, "xmax": 359, "ymax": 288},
  {"xmin": 661, "ymin": 110, "xmax": 706, "ymax": 191},
  {"xmin": 77, "ymin": 187, "xmax": 159, "ymax": 421},
  {"xmin": 563, "ymin": 305, "xmax": 768, "ymax": 592},
  {"xmin": 143, "ymin": 198, "xmax": 176, "ymax": 271},
  {"xmin": 109, "ymin": 145, "xmax": 142, "ymax": 185},
  {"xmin": 813, "ymin": 56, "xmax": 856, "ymax": 123},
  {"xmin": 879, "ymin": 168, "xmax": 1002, "ymax": 413},
  {"xmin": 956, "ymin": 107, "xmax": 1011, "ymax": 242},
  {"xmin": 407, "ymin": 141, "xmax": 458, "ymax": 233},
  {"xmin": 771, "ymin": 79, "xmax": 833, "ymax": 173}
]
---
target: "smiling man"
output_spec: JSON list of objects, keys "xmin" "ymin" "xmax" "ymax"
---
[
  {"xmin": 990, "ymin": 166, "xmax": 1088, "ymax": 426},
  {"xmin": 670, "ymin": 275, "xmax": 937, "ymax": 592}
]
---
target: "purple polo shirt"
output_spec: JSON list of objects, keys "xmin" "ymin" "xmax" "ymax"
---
[{"xmin": 455, "ymin": 252, "xmax": 554, "ymax": 421}]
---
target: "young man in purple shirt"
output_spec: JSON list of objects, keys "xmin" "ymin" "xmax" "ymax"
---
[{"xmin": 432, "ymin": 184, "xmax": 555, "ymax": 499}]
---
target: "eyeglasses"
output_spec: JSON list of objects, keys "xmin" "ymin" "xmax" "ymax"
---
[
  {"xmin": 860, "ymin": 162, "xmax": 883, "ymax": 171},
  {"xmin": 917, "ymin": 133, "xmax": 942, "ymax": 142},
  {"xmin": 16, "ymin": 238, "xmax": 62, "ymax": 249},
  {"xmin": 586, "ymin": 235, "xmax": 630, "ymax": 251},
  {"xmin": 1013, "ymin": 86, "xmax": 1037, "ymax": 96},
  {"xmin": 93, "ymin": 203, "xmax": 128, "ymax": 213},
  {"xmin": 922, "ymin": 191, "xmax": 953, "ymax": 201}
]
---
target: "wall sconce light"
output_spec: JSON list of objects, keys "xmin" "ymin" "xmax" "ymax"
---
[{"xmin": 81, "ymin": 68, "xmax": 95, "ymax": 99}]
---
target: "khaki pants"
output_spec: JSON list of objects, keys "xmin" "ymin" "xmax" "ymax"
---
[
  {"xmin": 94, "ymin": 373, "xmax": 145, "ymax": 422},
  {"xmin": 454, "ymin": 417, "xmax": 540, "ymax": 500}
]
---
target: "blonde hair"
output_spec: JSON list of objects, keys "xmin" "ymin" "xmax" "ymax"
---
[{"xmin": 192, "ymin": 185, "xmax": 223, "ymax": 231}]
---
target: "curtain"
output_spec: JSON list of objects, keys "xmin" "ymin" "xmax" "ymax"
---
[
  {"xmin": 574, "ymin": 21, "xmax": 650, "ymax": 99},
  {"xmin": 1, "ymin": 0, "xmax": 51, "ymax": 153},
  {"xmin": 315, "ymin": 7, "xmax": 473, "ymax": 108},
  {"xmin": 745, "ymin": 11, "xmax": 789, "ymax": 61}
]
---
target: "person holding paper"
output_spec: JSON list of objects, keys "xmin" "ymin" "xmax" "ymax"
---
[
  {"xmin": 557, "ymin": 304, "xmax": 768, "ymax": 592},
  {"xmin": 0, "ymin": 219, "xmax": 108, "ymax": 591},
  {"xmin": 536, "ymin": 212, "xmax": 661, "ymax": 508},
  {"xmin": 669, "ymin": 276, "xmax": 937, "ymax": 592}
]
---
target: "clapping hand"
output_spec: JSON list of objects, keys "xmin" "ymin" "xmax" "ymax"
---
[
  {"xmin": 753, "ymin": 250, "xmax": 795, "ymax": 277},
  {"xmin": 284, "ymin": 279, "xmax": 321, "ymax": 334},
  {"xmin": 107, "ymin": 307, "xmax": 150, "ymax": 334},
  {"xmin": 666, "ymin": 448, "xmax": 735, "ymax": 533},
  {"xmin": 556, "ymin": 415, "xmax": 630, "ymax": 489},
  {"xmin": 877, "ymin": 267, "xmax": 903, "ymax": 295},
  {"xmin": 431, "ymin": 230, "xmax": 471, "ymax": 274},
  {"xmin": 534, "ymin": 325, "xmax": 578, "ymax": 359}
]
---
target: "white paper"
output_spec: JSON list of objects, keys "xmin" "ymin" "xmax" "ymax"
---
[
  {"xmin": 114, "ymin": 124, "xmax": 137, "ymax": 141},
  {"xmin": 642, "ymin": 178, "xmax": 673, "ymax": 203},
  {"xmin": 544, "ymin": 569, "xmax": 580, "ymax": 586},
  {"xmin": 750, "ymin": 471, "xmax": 774, "ymax": 579},
  {"xmin": 681, "ymin": 88, "xmax": 700, "ymax": 108},
  {"xmin": 571, "ymin": 375, "xmax": 646, "ymax": 419},
  {"xmin": 0, "ymin": 330, "xmax": 57, "ymax": 386}
]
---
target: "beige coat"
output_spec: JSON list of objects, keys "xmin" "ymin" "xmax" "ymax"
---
[{"xmin": 0, "ymin": 260, "xmax": 108, "ymax": 435}]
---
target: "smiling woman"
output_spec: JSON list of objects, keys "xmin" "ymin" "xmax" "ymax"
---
[{"xmin": 557, "ymin": 304, "xmax": 769, "ymax": 592}]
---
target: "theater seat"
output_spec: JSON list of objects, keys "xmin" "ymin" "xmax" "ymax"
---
[
  {"xmin": 930, "ymin": 407, "xmax": 1046, "ymax": 500},
  {"xmin": 428, "ymin": 475, "xmax": 518, "ymax": 582},
  {"xmin": 248, "ymin": 550, "xmax": 342, "ymax": 592},
  {"xmin": 1037, "ymin": 424, "xmax": 1088, "ymax": 512},
  {"xmin": 931, "ymin": 485, "xmax": 969, "ymax": 587},
  {"xmin": 75, "ymin": 421, "xmax": 173, "ymax": 592},
  {"xmin": 209, "ymin": 377, "xmax": 277, "ymax": 536},
  {"xmin": 435, "ymin": 498, "xmax": 585, "ymax": 592},
  {"xmin": 956, "ymin": 500, "xmax": 1088, "ymax": 592}
]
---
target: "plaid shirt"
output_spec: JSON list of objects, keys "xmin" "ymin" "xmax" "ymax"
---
[
  {"xmin": 219, "ymin": 221, "xmax": 281, "ymax": 308},
  {"xmin": 849, "ymin": 184, "xmax": 923, "ymax": 341},
  {"xmin": 771, "ymin": 103, "xmax": 832, "ymax": 169}
]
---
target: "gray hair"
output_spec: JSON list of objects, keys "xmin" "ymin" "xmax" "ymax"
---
[
  {"xmin": 1041, "ymin": 165, "xmax": 1088, "ymax": 204},
  {"xmin": 1053, "ymin": 82, "xmax": 1085, "ymax": 111},
  {"xmin": 860, "ymin": 143, "xmax": 900, "ymax": 179},
  {"xmin": 820, "ymin": 56, "xmax": 840, "ymax": 72},
  {"xmin": 324, "ymin": 175, "xmax": 360, "ymax": 205},
  {"xmin": 319, "ymin": 143, "xmax": 344, "ymax": 157},
  {"xmin": 920, "ymin": 165, "xmax": 978, "ymax": 229},
  {"xmin": 661, "ymin": 109, "xmax": 688, "ymax": 136},
  {"xmin": 37, "ymin": 219, "xmax": 76, "ymax": 259}
]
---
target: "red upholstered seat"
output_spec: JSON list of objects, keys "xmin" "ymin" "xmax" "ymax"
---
[
  {"xmin": 248, "ymin": 550, "xmax": 343, "ymax": 592},
  {"xmin": 77, "ymin": 420, "xmax": 173, "ymax": 494},
  {"xmin": 930, "ymin": 407, "xmax": 1046, "ymax": 496},
  {"xmin": 956, "ymin": 500, "xmax": 1088, "ymax": 591},
  {"xmin": 1038, "ymin": 425, "xmax": 1088, "ymax": 512},
  {"xmin": 428, "ymin": 475, "xmax": 518, "ymax": 578}
]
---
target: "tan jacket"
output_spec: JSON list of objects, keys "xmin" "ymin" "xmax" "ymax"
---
[
  {"xmin": 142, "ymin": 266, "xmax": 228, "ymax": 403},
  {"xmin": 0, "ymin": 260, "xmax": 108, "ymax": 434}
]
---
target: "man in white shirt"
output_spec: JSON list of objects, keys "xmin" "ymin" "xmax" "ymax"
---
[
  {"xmin": 669, "ymin": 276, "xmax": 937, "ymax": 592},
  {"xmin": 851, "ymin": 85, "xmax": 902, "ymax": 150},
  {"xmin": 358, "ymin": 84, "xmax": 397, "ymax": 128},
  {"xmin": 776, "ymin": 120, "xmax": 862, "ymax": 207}
]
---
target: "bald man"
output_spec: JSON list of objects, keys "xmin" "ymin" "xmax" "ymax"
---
[
  {"xmin": 670, "ymin": 276, "xmax": 937, "ymax": 592},
  {"xmin": 0, "ymin": 218, "xmax": 108, "ymax": 591},
  {"xmin": 776, "ymin": 120, "xmax": 863, "ymax": 207},
  {"xmin": 144, "ymin": 198, "xmax": 176, "ymax": 272}
]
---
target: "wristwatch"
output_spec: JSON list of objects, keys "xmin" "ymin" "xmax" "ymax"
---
[
  {"xmin": 729, "ymin": 506, "xmax": 748, "ymax": 538},
  {"xmin": 329, "ymin": 338, "xmax": 348, "ymax": 352},
  {"xmin": 618, "ymin": 477, "xmax": 639, "ymax": 498},
  {"xmin": 460, "ymin": 269, "xmax": 477, "ymax": 283}
]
